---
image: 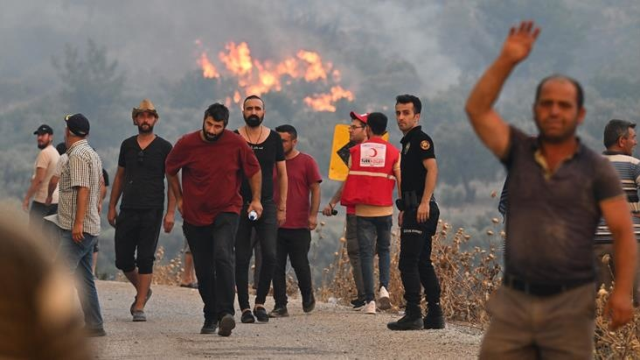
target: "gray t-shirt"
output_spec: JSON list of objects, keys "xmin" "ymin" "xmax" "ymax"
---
[{"xmin": 502, "ymin": 126, "xmax": 624, "ymax": 285}]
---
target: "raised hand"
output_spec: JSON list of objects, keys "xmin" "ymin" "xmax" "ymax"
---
[{"xmin": 500, "ymin": 20, "xmax": 541, "ymax": 64}]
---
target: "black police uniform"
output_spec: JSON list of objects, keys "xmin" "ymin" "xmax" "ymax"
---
[{"xmin": 398, "ymin": 125, "xmax": 442, "ymax": 318}]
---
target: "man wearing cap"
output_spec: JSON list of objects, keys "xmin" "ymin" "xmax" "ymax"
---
[
  {"xmin": 52, "ymin": 113, "xmax": 106, "ymax": 337},
  {"xmin": 341, "ymin": 112, "xmax": 400, "ymax": 315},
  {"xmin": 321, "ymin": 111, "xmax": 371, "ymax": 310},
  {"xmin": 23, "ymin": 124, "xmax": 60, "ymax": 232},
  {"xmin": 166, "ymin": 103, "xmax": 262, "ymax": 336},
  {"xmin": 108, "ymin": 99, "xmax": 175, "ymax": 322}
]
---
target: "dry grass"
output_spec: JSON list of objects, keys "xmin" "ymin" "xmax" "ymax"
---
[{"xmin": 318, "ymin": 217, "xmax": 640, "ymax": 359}]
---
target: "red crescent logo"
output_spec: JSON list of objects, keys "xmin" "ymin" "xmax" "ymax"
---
[{"xmin": 369, "ymin": 148, "xmax": 378, "ymax": 157}]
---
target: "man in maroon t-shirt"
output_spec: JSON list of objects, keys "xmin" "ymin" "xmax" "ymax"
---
[
  {"xmin": 269, "ymin": 124, "xmax": 322, "ymax": 317},
  {"xmin": 166, "ymin": 103, "xmax": 262, "ymax": 337}
]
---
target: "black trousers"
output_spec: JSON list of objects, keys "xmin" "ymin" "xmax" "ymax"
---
[
  {"xmin": 183, "ymin": 213, "xmax": 239, "ymax": 321},
  {"xmin": 235, "ymin": 200, "xmax": 278, "ymax": 310},
  {"xmin": 114, "ymin": 208, "xmax": 163, "ymax": 274},
  {"xmin": 399, "ymin": 202, "xmax": 441, "ymax": 310},
  {"xmin": 272, "ymin": 228, "xmax": 313, "ymax": 307}
]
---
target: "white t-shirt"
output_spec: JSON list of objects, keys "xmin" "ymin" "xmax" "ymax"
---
[{"xmin": 33, "ymin": 145, "xmax": 60, "ymax": 204}]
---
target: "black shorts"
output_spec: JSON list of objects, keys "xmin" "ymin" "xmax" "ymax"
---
[{"xmin": 114, "ymin": 208, "xmax": 163, "ymax": 274}]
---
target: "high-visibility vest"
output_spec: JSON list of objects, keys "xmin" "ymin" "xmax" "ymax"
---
[{"xmin": 341, "ymin": 137, "xmax": 399, "ymax": 207}]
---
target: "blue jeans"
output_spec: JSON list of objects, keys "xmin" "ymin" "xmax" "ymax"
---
[
  {"xmin": 356, "ymin": 215, "xmax": 392, "ymax": 302},
  {"xmin": 57, "ymin": 228, "xmax": 103, "ymax": 330}
]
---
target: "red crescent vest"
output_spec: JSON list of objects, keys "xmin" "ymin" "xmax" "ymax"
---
[{"xmin": 341, "ymin": 137, "xmax": 399, "ymax": 207}]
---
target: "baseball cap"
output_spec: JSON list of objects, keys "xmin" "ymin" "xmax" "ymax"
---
[
  {"xmin": 33, "ymin": 124, "xmax": 53, "ymax": 135},
  {"xmin": 349, "ymin": 111, "xmax": 368, "ymax": 124},
  {"xmin": 65, "ymin": 114, "xmax": 90, "ymax": 136}
]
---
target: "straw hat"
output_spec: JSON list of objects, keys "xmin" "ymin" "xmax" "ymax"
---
[{"xmin": 132, "ymin": 99, "xmax": 159, "ymax": 120}]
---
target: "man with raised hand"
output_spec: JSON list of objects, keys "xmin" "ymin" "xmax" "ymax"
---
[{"xmin": 465, "ymin": 21, "xmax": 636, "ymax": 358}]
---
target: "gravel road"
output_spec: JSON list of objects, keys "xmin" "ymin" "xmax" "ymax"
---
[{"xmin": 90, "ymin": 281, "xmax": 482, "ymax": 359}]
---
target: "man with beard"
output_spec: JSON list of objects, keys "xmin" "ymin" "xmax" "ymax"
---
[
  {"xmin": 166, "ymin": 103, "xmax": 262, "ymax": 336},
  {"xmin": 235, "ymin": 95, "xmax": 287, "ymax": 324},
  {"xmin": 108, "ymin": 99, "xmax": 176, "ymax": 322},
  {"xmin": 23, "ymin": 124, "xmax": 60, "ymax": 232},
  {"xmin": 322, "ymin": 111, "xmax": 371, "ymax": 310},
  {"xmin": 269, "ymin": 124, "xmax": 322, "ymax": 317},
  {"xmin": 465, "ymin": 21, "xmax": 636, "ymax": 358}
]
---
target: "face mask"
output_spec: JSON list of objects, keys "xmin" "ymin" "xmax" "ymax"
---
[
  {"xmin": 244, "ymin": 114, "xmax": 262, "ymax": 128},
  {"xmin": 202, "ymin": 124, "xmax": 224, "ymax": 142}
]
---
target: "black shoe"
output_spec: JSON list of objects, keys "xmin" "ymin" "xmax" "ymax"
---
[
  {"xmin": 303, "ymin": 295, "xmax": 316, "ymax": 313},
  {"xmin": 387, "ymin": 314, "xmax": 424, "ymax": 331},
  {"xmin": 85, "ymin": 327, "xmax": 107, "ymax": 337},
  {"xmin": 269, "ymin": 306, "xmax": 289, "ymax": 318},
  {"xmin": 217, "ymin": 314, "xmax": 236, "ymax": 337},
  {"xmin": 241, "ymin": 309, "xmax": 255, "ymax": 324},
  {"xmin": 201, "ymin": 318, "xmax": 217, "ymax": 334},
  {"xmin": 424, "ymin": 305, "xmax": 445, "ymax": 330},
  {"xmin": 254, "ymin": 306, "xmax": 269, "ymax": 323},
  {"xmin": 351, "ymin": 299, "xmax": 366, "ymax": 310}
]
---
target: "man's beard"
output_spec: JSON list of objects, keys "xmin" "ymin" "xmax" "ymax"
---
[
  {"xmin": 37, "ymin": 142, "xmax": 48, "ymax": 149},
  {"xmin": 138, "ymin": 124, "xmax": 154, "ymax": 134},
  {"xmin": 244, "ymin": 114, "xmax": 263, "ymax": 128},
  {"xmin": 202, "ymin": 124, "xmax": 223, "ymax": 142}
]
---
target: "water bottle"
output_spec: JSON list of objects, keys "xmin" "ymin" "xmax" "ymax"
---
[{"xmin": 248, "ymin": 210, "xmax": 258, "ymax": 221}]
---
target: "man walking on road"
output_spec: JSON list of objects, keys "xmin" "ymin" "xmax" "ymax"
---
[
  {"xmin": 465, "ymin": 21, "xmax": 636, "ymax": 358},
  {"xmin": 269, "ymin": 124, "xmax": 322, "ymax": 317},
  {"xmin": 108, "ymin": 99, "xmax": 176, "ymax": 322},
  {"xmin": 166, "ymin": 103, "xmax": 262, "ymax": 336}
]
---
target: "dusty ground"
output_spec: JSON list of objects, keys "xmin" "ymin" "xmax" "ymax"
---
[{"xmin": 90, "ymin": 281, "xmax": 482, "ymax": 359}]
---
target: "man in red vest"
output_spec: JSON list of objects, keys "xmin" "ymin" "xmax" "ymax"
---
[{"xmin": 341, "ymin": 112, "xmax": 401, "ymax": 314}]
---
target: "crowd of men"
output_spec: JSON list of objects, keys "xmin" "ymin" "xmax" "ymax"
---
[{"xmin": 19, "ymin": 20, "xmax": 638, "ymax": 357}]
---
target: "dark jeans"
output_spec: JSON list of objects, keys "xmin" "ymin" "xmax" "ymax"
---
[
  {"xmin": 273, "ymin": 228, "xmax": 313, "ymax": 307},
  {"xmin": 57, "ymin": 228, "xmax": 103, "ymax": 330},
  {"xmin": 235, "ymin": 200, "xmax": 278, "ymax": 310},
  {"xmin": 114, "ymin": 208, "xmax": 163, "ymax": 274},
  {"xmin": 183, "ymin": 213, "xmax": 239, "ymax": 321},
  {"xmin": 399, "ymin": 202, "xmax": 441, "ymax": 310},
  {"xmin": 346, "ymin": 214, "xmax": 365, "ymax": 301},
  {"xmin": 357, "ymin": 215, "xmax": 392, "ymax": 303}
]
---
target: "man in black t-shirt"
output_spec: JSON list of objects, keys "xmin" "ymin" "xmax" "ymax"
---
[
  {"xmin": 107, "ymin": 99, "xmax": 176, "ymax": 322},
  {"xmin": 235, "ymin": 95, "xmax": 288, "ymax": 324}
]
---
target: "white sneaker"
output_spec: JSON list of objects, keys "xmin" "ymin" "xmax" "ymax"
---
[
  {"xmin": 363, "ymin": 301, "xmax": 376, "ymax": 314},
  {"xmin": 378, "ymin": 286, "xmax": 391, "ymax": 310}
]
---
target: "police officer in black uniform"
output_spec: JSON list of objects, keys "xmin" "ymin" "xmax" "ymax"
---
[{"xmin": 387, "ymin": 94, "xmax": 444, "ymax": 331}]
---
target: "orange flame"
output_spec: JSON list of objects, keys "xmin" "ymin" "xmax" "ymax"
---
[
  {"xmin": 196, "ymin": 41, "xmax": 354, "ymax": 111},
  {"xmin": 197, "ymin": 52, "xmax": 220, "ymax": 79},
  {"xmin": 304, "ymin": 86, "xmax": 355, "ymax": 112}
]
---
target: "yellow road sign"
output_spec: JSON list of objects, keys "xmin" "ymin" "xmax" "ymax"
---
[{"xmin": 328, "ymin": 124, "xmax": 389, "ymax": 181}]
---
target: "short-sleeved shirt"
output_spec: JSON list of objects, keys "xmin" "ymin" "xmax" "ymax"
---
[
  {"xmin": 33, "ymin": 145, "xmax": 60, "ymax": 204},
  {"xmin": 400, "ymin": 125, "xmax": 436, "ymax": 203},
  {"xmin": 102, "ymin": 169, "xmax": 110, "ymax": 187},
  {"xmin": 165, "ymin": 130, "xmax": 260, "ymax": 226},
  {"xmin": 595, "ymin": 151, "xmax": 640, "ymax": 243},
  {"xmin": 236, "ymin": 129, "xmax": 285, "ymax": 203},
  {"xmin": 56, "ymin": 140, "xmax": 102, "ymax": 236},
  {"xmin": 117, "ymin": 136, "xmax": 172, "ymax": 209},
  {"xmin": 274, "ymin": 152, "xmax": 322, "ymax": 229},
  {"xmin": 503, "ymin": 126, "xmax": 624, "ymax": 285}
]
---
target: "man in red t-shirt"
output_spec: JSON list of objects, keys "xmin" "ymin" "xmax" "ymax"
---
[
  {"xmin": 165, "ymin": 103, "xmax": 262, "ymax": 337},
  {"xmin": 269, "ymin": 125, "xmax": 323, "ymax": 317}
]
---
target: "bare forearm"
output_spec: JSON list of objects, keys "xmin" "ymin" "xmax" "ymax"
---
[
  {"xmin": 611, "ymin": 227, "xmax": 637, "ymax": 295},
  {"xmin": 167, "ymin": 174, "xmax": 183, "ymax": 203},
  {"xmin": 465, "ymin": 57, "xmax": 517, "ymax": 120},
  {"xmin": 108, "ymin": 171, "xmax": 125, "ymax": 210},
  {"xmin": 24, "ymin": 177, "xmax": 44, "ymax": 201},
  {"xmin": 74, "ymin": 187, "xmax": 89, "ymax": 227},
  {"xmin": 278, "ymin": 166, "xmax": 287, "ymax": 209},
  {"xmin": 47, "ymin": 177, "xmax": 59, "ymax": 198},
  {"xmin": 166, "ymin": 179, "xmax": 177, "ymax": 214},
  {"xmin": 310, "ymin": 184, "xmax": 321, "ymax": 214},
  {"xmin": 330, "ymin": 183, "xmax": 344, "ymax": 206}
]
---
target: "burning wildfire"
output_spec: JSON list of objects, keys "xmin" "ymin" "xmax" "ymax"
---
[{"xmin": 196, "ymin": 41, "xmax": 354, "ymax": 112}]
